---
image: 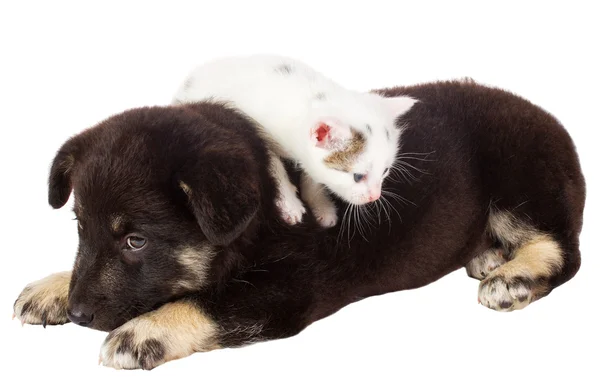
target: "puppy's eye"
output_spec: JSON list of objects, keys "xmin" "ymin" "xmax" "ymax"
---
[
  {"xmin": 353, "ymin": 173, "xmax": 366, "ymax": 183},
  {"xmin": 125, "ymin": 236, "xmax": 147, "ymax": 251}
]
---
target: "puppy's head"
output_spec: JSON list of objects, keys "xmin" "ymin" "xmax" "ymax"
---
[{"xmin": 49, "ymin": 103, "xmax": 266, "ymax": 331}]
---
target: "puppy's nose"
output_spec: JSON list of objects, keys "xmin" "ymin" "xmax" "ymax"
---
[{"xmin": 67, "ymin": 304, "xmax": 94, "ymax": 327}]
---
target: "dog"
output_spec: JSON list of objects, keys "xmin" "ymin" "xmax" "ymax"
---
[{"xmin": 14, "ymin": 80, "xmax": 585, "ymax": 369}]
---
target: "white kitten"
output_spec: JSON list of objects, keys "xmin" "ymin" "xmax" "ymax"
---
[{"xmin": 173, "ymin": 55, "xmax": 415, "ymax": 227}]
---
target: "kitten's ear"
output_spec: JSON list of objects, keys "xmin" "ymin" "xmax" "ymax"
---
[
  {"xmin": 310, "ymin": 119, "xmax": 353, "ymax": 150},
  {"xmin": 381, "ymin": 96, "xmax": 416, "ymax": 119}
]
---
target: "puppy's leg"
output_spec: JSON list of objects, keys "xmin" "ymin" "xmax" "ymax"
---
[
  {"xmin": 300, "ymin": 172, "xmax": 337, "ymax": 228},
  {"xmin": 478, "ymin": 211, "xmax": 574, "ymax": 311},
  {"xmin": 269, "ymin": 152, "xmax": 306, "ymax": 225},
  {"xmin": 466, "ymin": 248, "xmax": 506, "ymax": 280},
  {"xmin": 13, "ymin": 271, "xmax": 71, "ymax": 327},
  {"xmin": 100, "ymin": 300, "xmax": 220, "ymax": 370}
]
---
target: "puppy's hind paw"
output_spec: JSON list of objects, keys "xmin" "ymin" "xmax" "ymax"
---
[
  {"xmin": 466, "ymin": 248, "xmax": 506, "ymax": 280},
  {"xmin": 478, "ymin": 275, "xmax": 533, "ymax": 311}
]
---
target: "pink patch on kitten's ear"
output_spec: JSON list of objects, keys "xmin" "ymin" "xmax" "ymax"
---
[
  {"xmin": 383, "ymin": 96, "xmax": 417, "ymax": 118},
  {"xmin": 311, "ymin": 119, "xmax": 352, "ymax": 150},
  {"xmin": 314, "ymin": 123, "xmax": 330, "ymax": 146}
]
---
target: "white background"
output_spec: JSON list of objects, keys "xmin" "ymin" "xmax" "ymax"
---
[{"xmin": 1, "ymin": 1, "xmax": 598, "ymax": 383}]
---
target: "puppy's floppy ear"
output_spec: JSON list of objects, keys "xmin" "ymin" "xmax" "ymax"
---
[
  {"xmin": 179, "ymin": 156, "xmax": 260, "ymax": 246},
  {"xmin": 48, "ymin": 138, "xmax": 80, "ymax": 209}
]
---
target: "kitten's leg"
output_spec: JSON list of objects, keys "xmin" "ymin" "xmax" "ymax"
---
[
  {"xmin": 269, "ymin": 153, "xmax": 306, "ymax": 225},
  {"xmin": 13, "ymin": 271, "xmax": 71, "ymax": 327},
  {"xmin": 100, "ymin": 300, "xmax": 220, "ymax": 370},
  {"xmin": 465, "ymin": 248, "xmax": 506, "ymax": 280},
  {"xmin": 300, "ymin": 173, "xmax": 338, "ymax": 228}
]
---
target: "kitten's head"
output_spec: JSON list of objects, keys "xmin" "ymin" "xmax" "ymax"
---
[{"xmin": 306, "ymin": 94, "xmax": 415, "ymax": 205}]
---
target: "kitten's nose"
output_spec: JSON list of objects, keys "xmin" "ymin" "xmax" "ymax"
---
[
  {"xmin": 67, "ymin": 304, "xmax": 95, "ymax": 327},
  {"xmin": 368, "ymin": 189, "xmax": 381, "ymax": 202}
]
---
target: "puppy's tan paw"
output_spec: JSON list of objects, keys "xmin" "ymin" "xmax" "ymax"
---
[
  {"xmin": 100, "ymin": 301, "xmax": 219, "ymax": 370},
  {"xmin": 100, "ymin": 327, "xmax": 167, "ymax": 370},
  {"xmin": 466, "ymin": 248, "xmax": 506, "ymax": 280},
  {"xmin": 13, "ymin": 271, "xmax": 71, "ymax": 327},
  {"xmin": 478, "ymin": 275, "xmax": 533, "ymax": 311}
]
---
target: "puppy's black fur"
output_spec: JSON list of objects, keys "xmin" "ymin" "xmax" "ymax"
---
[{"xmin": 19, "ymin": 81, "xmax": 585, "ymax": 362}]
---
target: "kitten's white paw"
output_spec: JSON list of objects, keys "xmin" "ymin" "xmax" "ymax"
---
[
  {"xmin": 275, "ymin": 193, "xmax": 306, "ymax": 225},
  {"xmin": 314, "ymin": 205, "xmax": 338, "ymax": 228}
]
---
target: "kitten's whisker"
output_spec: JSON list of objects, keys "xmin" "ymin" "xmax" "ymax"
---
[
  {"xmin": 390, "ymin": 166, "xmax": 418, "ymax": 183},
  {"xmin": 395, "ymin": 156, "xmax": 436, "ymax": 162},
  {"xmin": 381, "ymin": 194, "xmax": 402, "ymax": 223},
  {"xmin": 382, "ymin": 190, "xmax": 416, "ymax": 207},
  {"xmin": 395, "ymin": 160, "xmax": 429, "ymax": 175},
  {"xmin": 395, "ymin": 150, "xmax": 436, "ymax": 158},
  {"xmin": 337, "ymin": 202, "xmax": 352, "ymax": 246}
]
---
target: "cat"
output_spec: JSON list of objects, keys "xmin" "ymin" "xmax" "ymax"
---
[{"xmin": 173, "ymin": 55, "xmax": 415, "ymax": 227}]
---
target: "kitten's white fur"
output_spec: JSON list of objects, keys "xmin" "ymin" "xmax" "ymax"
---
[{"xmin": 173, "ymin": 55, "xmax": 415, "ymax": 227}]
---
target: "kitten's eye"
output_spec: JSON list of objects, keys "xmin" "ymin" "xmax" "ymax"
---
[
  {"xmin": 125, "ymin": 235, "xmax": 147, "ymax": 251},
  {"xmin": 353, "ymin": 173, "xmax": 366, "ymax": 183}
]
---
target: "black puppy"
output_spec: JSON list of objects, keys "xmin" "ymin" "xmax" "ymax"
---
[{"xmin": 14, "ymin": 80, "xmax": 585, "ymax": 369}]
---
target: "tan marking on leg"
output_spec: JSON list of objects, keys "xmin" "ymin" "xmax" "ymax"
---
[
  {"xmin": 495, "ymin": 235, "xmax": 563, "ymax": 281},
  {"xmin": 487, "ymin": 211, "xmax": 533, "ymax": 247},
  {"xmin": 100, "ymin": 301, "xmax": 220, "ymax": 370},
  {"xmin": 13, "ymin": 271, "xmax": 71, "ymax": 326},
  {"xmin": 478, "ymin": 235, "xmax": 563, "ymax": 311}
]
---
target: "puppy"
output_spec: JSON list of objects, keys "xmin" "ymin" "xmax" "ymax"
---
[{"xmin": 14, "ymin": 81, "xmax": 585, "ymax": 370}]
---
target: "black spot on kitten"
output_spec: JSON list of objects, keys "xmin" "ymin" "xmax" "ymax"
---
[
  {"xmin": 366, "ymin": 124, "xmax": 372, "ymax": 134},
  {"xmin": 275, "ymin": 64, "xmax": 293, "ymax": 75}
]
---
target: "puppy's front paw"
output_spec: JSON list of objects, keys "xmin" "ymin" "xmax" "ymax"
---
[
  {"xmin": 275, "ymin": 193, "xmax": 306, "ymax": 225},
  {"xmin": 100, "ymin": 302, "xmax": 219, "ymax": 370},
  {"xmin": 100, "ymin": 326, "xmax": 167, "ymax": 370},
  {"xmin": 13, "ymin": 271, "xmax": 71, "ymax": 327}
]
